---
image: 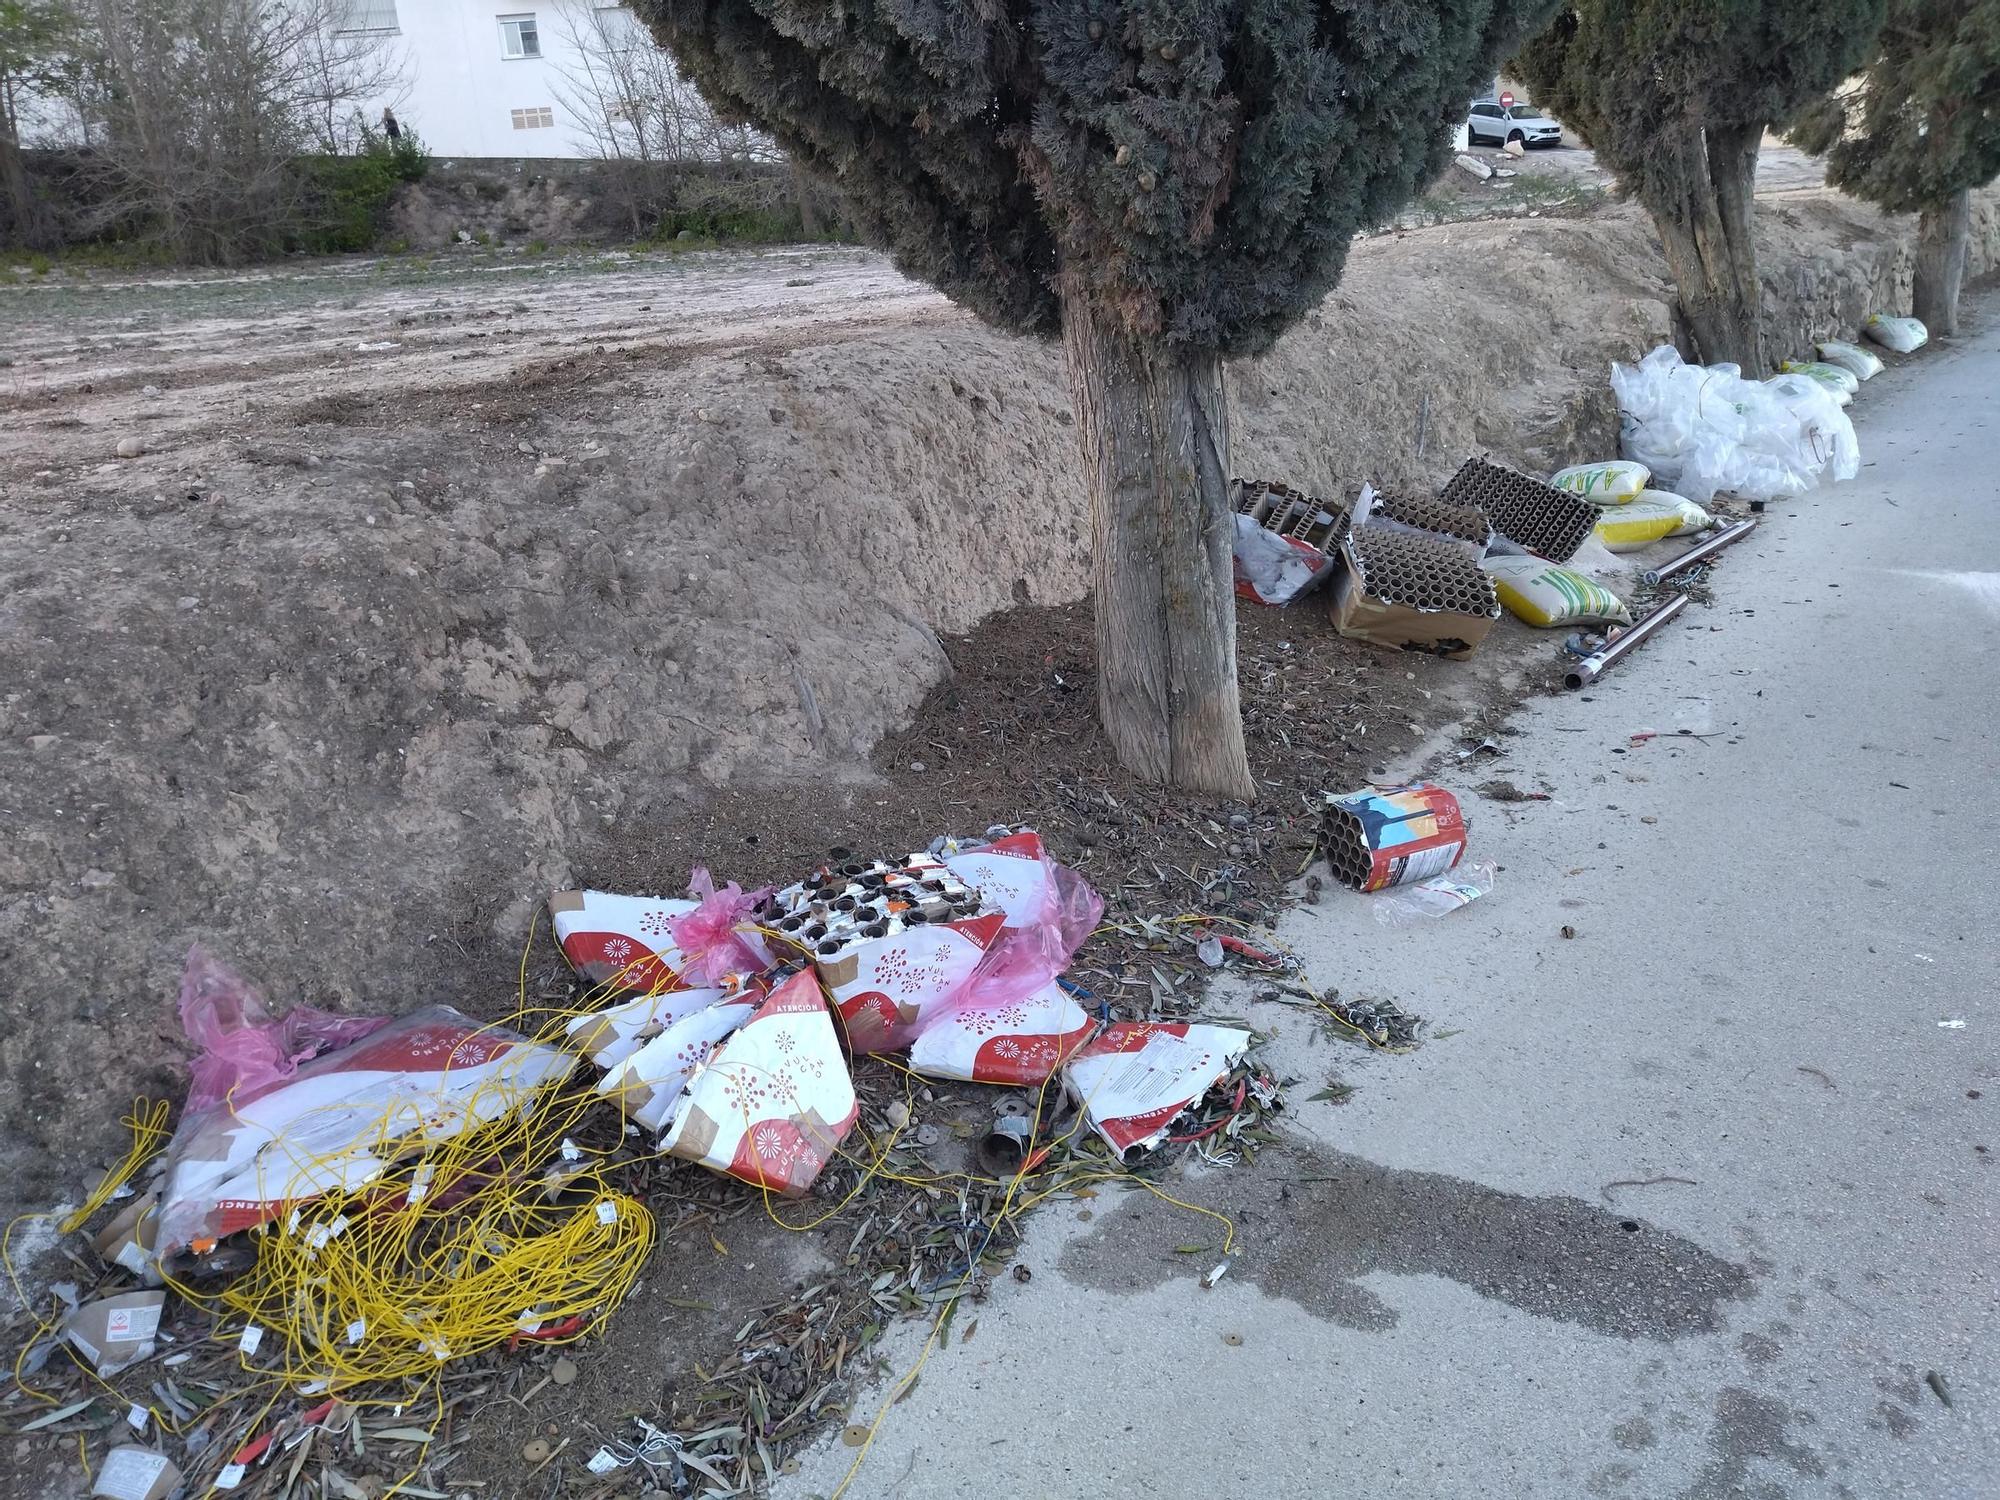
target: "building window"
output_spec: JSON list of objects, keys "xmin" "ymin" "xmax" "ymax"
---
[
  {"xmin": 595, "ymin": 5, "xmax": 642, "ymax": 51},
  {"xmin": 498, "ymin": 13, "xmax": 541, "ymax": 58},
  {"xmin": 510, "ymin": 106, "xmax": 556, "ymax": 130},
  {"xmin": 332, "ymin": 0, "xmax": 400, "ymax": 34}
]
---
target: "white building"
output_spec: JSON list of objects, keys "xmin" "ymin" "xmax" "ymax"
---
[{"xmin": 339, "ymin": 0, "xmax": 656, "ymax": 159}]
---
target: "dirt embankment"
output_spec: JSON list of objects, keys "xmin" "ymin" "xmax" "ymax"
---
[{"xmin": 1, "ymin": 190, "xmax": 1995, "ymax": 1208}]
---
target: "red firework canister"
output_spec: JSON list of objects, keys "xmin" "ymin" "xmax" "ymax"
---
[{"xmin": 1320, "ymin": 782, "xmax": 1468, "ymax": 891}]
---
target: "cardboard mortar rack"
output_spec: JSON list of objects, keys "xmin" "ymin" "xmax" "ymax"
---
[
  {"xmin": 1331, "ymin": 522, "xmax": 1501, "ymax": 659},
  {"xmin": 1319, "ymin": 782, "xmax": 1469, "ymax": 891},
  {"xmin": 1230, "ymin": 477, "xmax": 1353, "ymax": 603},
  {"xmin": 759, "ymin": 854, "xmax": 1007, "ymax": 1054},
  {"xmin": 1368, "ymin": 488, "xmax": 1495, "ymax": 551},
  {"xmin": 1439, "ymin": 456, "xmax": 1597, "ymax": 562}
]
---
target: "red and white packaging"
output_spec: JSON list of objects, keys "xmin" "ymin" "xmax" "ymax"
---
[
  {"xmin": 156, "ymin": 1007, "xmax": 574, "ymax": 1259},
  {"xmin": 941, "ymin": 831, "xmax": 1056, "ymax": 928},
  {"xmin": 597, "ymin": 993, "xmax": 759, "ymax": 1132},
  {"xmin": 817, "ymin": 911, "xmax": 1006, "ymax": 1055},
  {"xmin": 1062, "ymin": 1021, "xmax": 1251, "ymax": 1161},
  {"xmin": 661, "ymin": 969, "xmax": 858, "ymax": 1196},
  {"xmin": 565, "ymin": 986, "xmax": 728, "ymax": 1070},
  {"xmin": 907, "ymin": 981, "xmax": 1097, "ymax": 1086},
  {"xmin": 548, "ymin": 889, "xmax": 699, "ymax": 990}
]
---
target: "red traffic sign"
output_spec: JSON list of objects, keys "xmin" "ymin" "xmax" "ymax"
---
[{"xmin": 1499, "ymin": 90, "xmax": 1515, "ymax": 108}]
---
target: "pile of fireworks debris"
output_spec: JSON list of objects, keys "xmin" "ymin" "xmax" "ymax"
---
[
  {"xmin": 1230, "ymin": 453, "xmax": 1758, "ymax": 685},
  {"xmin": 3, "ymin": 831, "xmax": 1299, "ymax": 1499}
]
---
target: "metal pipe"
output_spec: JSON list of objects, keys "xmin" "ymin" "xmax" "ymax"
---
[
  {"xmin": 1564, "ymin": 593, "xmax": 1690, "ymax": 689},
  {"xmin": 1643, "ymin": 518, "xmax": 1758, "ymax": 585}
]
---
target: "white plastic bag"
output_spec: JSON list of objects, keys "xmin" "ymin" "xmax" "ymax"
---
[
  {"xmin": 1372, "ymin": 862, "xmax": 1496, "ymax": 927},
  {"xmin": 1863, "ymin": 314, "xmax": 1928, "ymax": 354},
  {"xmin": 1611, "ymin": 345, "xmax": 1858, "ymax": 503},
  {"xmin": 1816, "ymin": 340, "xmax": 1883, "ymax": 381}
]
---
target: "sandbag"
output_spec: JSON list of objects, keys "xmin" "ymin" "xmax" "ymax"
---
[
  {"xmin": 1780, "ymin": 360, "xmax": 1859, "ymax": 401},
  {"xmin": 1480, "ymin": 555, "xmax": 1632, "ymax": 627},
  {"xmin": 1863, "ymin": 314, "xmax": 1928, "ymax": 354},
  {"xmin": 1816, "ymin": 340, "xmax": 1882, "ymax": 381},
  {"xmin": 1593, "ymin": 491, "xmax": 1712, "ymax": 551},
  {"xmin": 1548, "ymin": 460, "xmax": 1649, "ymax": 506}
]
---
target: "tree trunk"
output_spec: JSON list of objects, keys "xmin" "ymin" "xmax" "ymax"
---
[
  {"xmin": 1060, "ymin": 292, "xmax": 1254, "ymax": 799},
  {"xmin": 0, "ymin": 121, "xmax": 48, "ymax": 250},
  {"xmin": 791, "ymin": 160, "xmax": 820, "ymax": 238},
  {"xmin": 1650, "ymin": 122, "xmax": 1764, "ymax": 370},
  {"xmin": 1913, "ymin": 189, "xmax": 1971, "ymax": 338}
]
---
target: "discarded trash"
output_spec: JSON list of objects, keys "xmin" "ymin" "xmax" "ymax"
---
[
  {"xmin": 1365, "ymin": 486, "xmax": 1494, "ymax": 552},
  {"xmin": 1201, "ymin": 1257, "xmax": 1235, "ymax": 1289},
  {"xmin": 353, "ymin": 340, "xmax": 401, "ymax": 353},
  {"xmin": 549, "ymin": 888, "xmax": 699, "ymax": 989},
  {"xmin": 1563, "ymin": 593, "xmax": 1689, "ymax": 690},
  {"xmin": 157, "ymin": 998, "xmax": 573, "ymax": 1260},
  {"xmin": 1593, "ymin": 492, "xmax": 1710, "ymax": 551},
  {"xmin": 1441, "ymin": 457, "xmax": 1598, "ymax": 561},
  {"xmin": 1611, "ymin": 345, "xmax": 1858, "ymax": 503},
  {"xmin": 178, "ymin": 944, "xmax": 388, "ymax": 1117},
  {"xmin": 1331, "ymin": 524, "xmax": 1501, "ymax": 659},
  {"xmin": 1863, "ymin": 313, "xmax": 1928, "ymax": 353},
  {"xmin": 1320, "ymin": 993, "xmax": 1425, "ymax": 1051},
  {"xmin": 1229, "ymin": 479, "xmax": 1349, "ymax": 604},
  {"xmin": 1063, "ymin": 1022, "xmax": 1252, "ymax": 1161},
  {"xmin": 908, "ymin": 979, "xmax": 1095, "ymax": 1087},
  {"xmin": 90, "ymin": 1446, "xmax": 181, "ymax": 1500},
  {"xmin": 64, "ymin": 1290, "xmax": 166, "ymax": 1376},
  {"xmin": 1815, "ymin": 339, "xmax": 1883, "ymax": 381},
  {"xmin": 660, "ymin": 969, "xmax": 858, "ymax": 1195},
  {"xmin": 1641, "ymin": 517, "xmax": 1758, "ymax": 586},
  {"xmin": 92, "ymin": 1191, "xmax": 161, "ymax": 1283},
  {"xmin": 1371, "ymin": 861, "xmax": 1496, "ymax": 926},
  {"xmin": 565, "ymin": 985, "xmax": 730, "ymax": 1069},
  {"xmin": 1780, "ymin": 359, "xmax": 1861, "ymax": 399},
  {"xmin": 596, "ymin": 986, "xmax": 759, "ymax": 1131},
  {"xmin": 1318, "ymin": 783, "xmax": 1468, "ymax": 891},
  {"xmin": 1481, "ymin": 555, "xmax": 1632, "ymax": 627},
  {"xmin": 1938, "ymin": 1018, "xmax": 1968, "ymax": 1030},
  {"xmin": 1549, "ymin": 460, "xmax": 1649, "ymax": 505}
]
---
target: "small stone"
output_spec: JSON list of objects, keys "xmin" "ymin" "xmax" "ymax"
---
[
  {"xmin": 1640, "ymin": 815, "xmax": 1658, "ymax": 824},
  {"xmin": 27, "ymin": 734, "xmax": 57, "ymax": 751},
  {"xmin": 115, "ymin": 435, "xmax": 145, "ymax": 458},
  {"xmin": 80, "ymin": 868, "xmax": 117, "ymax": 892},
  {"xmin": 517, "ymin": 440, "xmax": 535, "ymax": 455},
  {"xmin": 550, "ymin": 1357, "xmax": 578, "ymax": 1386},
  {"xmin": 885, "ymin": 1100, "xmax": 911, "ymax": 1130},
  {"xmin": 909, "ymin": 761, "xmax": 927, "ymax": 773},
  {"xmin": 141, "ymin": 384, "xmax": 161, "ymax": 397},
  {"xmin": 1560, "ymin": 925, "xmax": 1578, "ymax": 940},
  {"xmin": 176, "ymin": 595, "xmax": 200, "ymax": 611}
]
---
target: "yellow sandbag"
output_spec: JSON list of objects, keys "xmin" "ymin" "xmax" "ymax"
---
[
  {"xmin": 1549, "ymin": 460, "xmax": 1649, "ymax": 505},
  {"xmin": 1480, "ymin": 555, "xmax": 1633, "ymax": 627},
  {"xmin": 1780, "ymin": 359, "xmax": 1859, "ymax": 396},
  {"xmin": 1594, "ymin": 491, "xmax": 1712, "ymax": 551}
]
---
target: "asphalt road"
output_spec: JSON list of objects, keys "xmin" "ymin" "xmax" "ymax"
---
[{"xmin": 781, "ymin": 314, "xmax": 1999, "ymax": 1499}]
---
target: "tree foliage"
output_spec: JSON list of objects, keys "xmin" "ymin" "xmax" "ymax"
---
[
  {"xmin": 637, "ymin": 0, "xmax": 1559, "ymax": 356},
  {"xmin": 1790, "ymin": 0, "xmax": 2000, "ymax": 214}
]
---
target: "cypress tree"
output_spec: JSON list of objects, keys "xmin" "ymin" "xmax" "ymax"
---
[
  {"xmin": 1516, "ymin": 0, "xmax": 1886, "ymax": 370},
  {"xmin": 635, "ymin": 0, "xmax": 1558, "ymax": 797},
  {"xmin": 1791, "ymin": 0, "xmax": 2000, "ymax": 336}
]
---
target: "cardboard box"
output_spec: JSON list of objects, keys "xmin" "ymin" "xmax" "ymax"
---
[
  {"xmin": 64, "ymin": 1290, "xmax": 165, "ymax": 1377},
  {"xmin": 597, "ymin": 992, "xmax": 760, "ymax": 1132},
  {"xmin": 907, "ymin": 980, "xmax": 1097, "ymax": 1086},
  {"xmin": 661, "ymin": 969, "xmax": 858, "ymax": 1196},
  {"xmin": 548, "ymin": 889, "xmax": 699, "ymax": 989},
  {"xmin": 1230, "ymin": 479, "xmax": 1351, "ymax": 604},
  {"xmin": 564, "ymin": 986, "xmax": 728, "ymax": 1070},
  {"xmin": 91, "ymin": 1446, "xmax": 181, "ymax": 1500},
  {"xmin": 1330, "ymin": 525, "xmax": 1500, "ymax": 659}
]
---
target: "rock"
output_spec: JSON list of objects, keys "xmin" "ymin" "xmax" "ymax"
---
[
  {"xmin": 517, "ymin": 441, "xmax": 536, "ymax": 455},
  {"xmin": 79, "ymin": 869, "xmax": 117, "ymax": 892},
  {"xmin": 885, "ymin": 1100, "xmax": 911, "ymax": 1130},
  {"xmin": 141, "ymin": 384, "xmax": 161, "ymax": 398},
  {"xmin": 1454, "ymin": 153, "xmax": 1493, "ymax": 181},
  {"xmin": 550, "ymin": 1357, "xmax": 578, "ymax": 1386},
  {"xmin": 176, "ymin": 596, "xmax": 200, "ymax": 611},
  {"xmin": 27, "ymin": 734, "xmax": 57, "ymax": 751},
  {"xmin": 1504, "ymin": 137, "xmax": 1527, "ymax": 158},
  {"xmin": 456, "ymin": 229, "xmax": 474, "ymax": 244},
  {"xmin": 675, "ymin": 229, "xmax": 696, "ymax": 241},
  {"xmin": 115, "ymin": 435, "xmax": 146, "ymax": 459}
]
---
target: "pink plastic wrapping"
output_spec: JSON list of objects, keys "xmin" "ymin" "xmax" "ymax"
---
[
  {"xmin": 177, "ymin": 945, "xmax": 389, "ymax": 1116},
  {"xmin": 912, "ymin": 833, "xmax": 1104, "ymax": 1057},
  {"xmin": 668, "ymin": 868, "xmax": 776, "ymax": 986}
]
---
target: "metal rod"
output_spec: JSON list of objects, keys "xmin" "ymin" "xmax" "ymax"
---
[
  {"xmin": 1643, "ymin": 518, "xmax": 1758, "ymax": 585},
  {"xmin": 1564, "ymin": 593, "xmax": 1690, "ymax": 689}
]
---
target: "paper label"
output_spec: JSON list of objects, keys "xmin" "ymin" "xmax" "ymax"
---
[
  {"xmin": 587, "ymin": 1449, "xmax": 620, "ymax": 1475},
  {"xmin": 126, "ymin": 1403, "xmax": 148, "ymax": 1432},
  {"xmin": 594, "ymin": 1200, "xmax": 618, "ymax": 1226},
  {"xmin": 1100, "ymin": 1033, "xmax": 1207, "ymax": 1112},
  {"xmin": 68, "ymin": 1330, "xmax": 102, "ymax": 1362},
  {"xmin": 114, "ymin": 1242, "xmax": 152, "ymax": 1276},
  {"xmin": 560, "ymin": 1138, "xmax": 581, "ymax": 1161},
  {"xmin": 91, "ymin": 1448, "xmax": 170, "ymax": 1500},
  {"xmin": 345, "ymin": 1319, "xmax": 366, "ymax": 1344},
  {"xmin": 1388, "ymin": 842, "xmax": 1462, "ymax": 886},
  {"xmin": 215, "ymin": 1462, "xmax": 246, "ymax": 1490},
  {"xmin": 106, "ymin": 1304, "xmax": 160, "ymax": 1343},
  {"xmin": 238, "ymin": 1324, "xmax": 264, "ymax": 1357}
]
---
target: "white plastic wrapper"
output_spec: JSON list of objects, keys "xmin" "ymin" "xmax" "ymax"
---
[
  {"xmin": 1063, "ymin": 1021, "xmax": 1250, "ymax": 1161},
  {"xmin": 1230, "ymin": 512, "xmax": 1335, "ymax": 605},
  {"xmin": 1372, "ymin": 861, "xmax": 1496, "ymax": 927},
  {"xmin": 907, "ymin": 980, "xmax": 1096, "ymax": 1086},
  {"xmin": 1611, "ymin": 345, "xmax": 1859, "ymax": 503}
]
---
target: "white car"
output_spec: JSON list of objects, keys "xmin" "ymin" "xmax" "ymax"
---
[{"xmin": 1467, "ymin": 100, "xmax": 1562, "ymax": 149}]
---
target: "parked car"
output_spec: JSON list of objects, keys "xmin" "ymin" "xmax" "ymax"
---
[{"xmin": 1466, "ymin": 100, "xmax": 1563, "ymax": 149}]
